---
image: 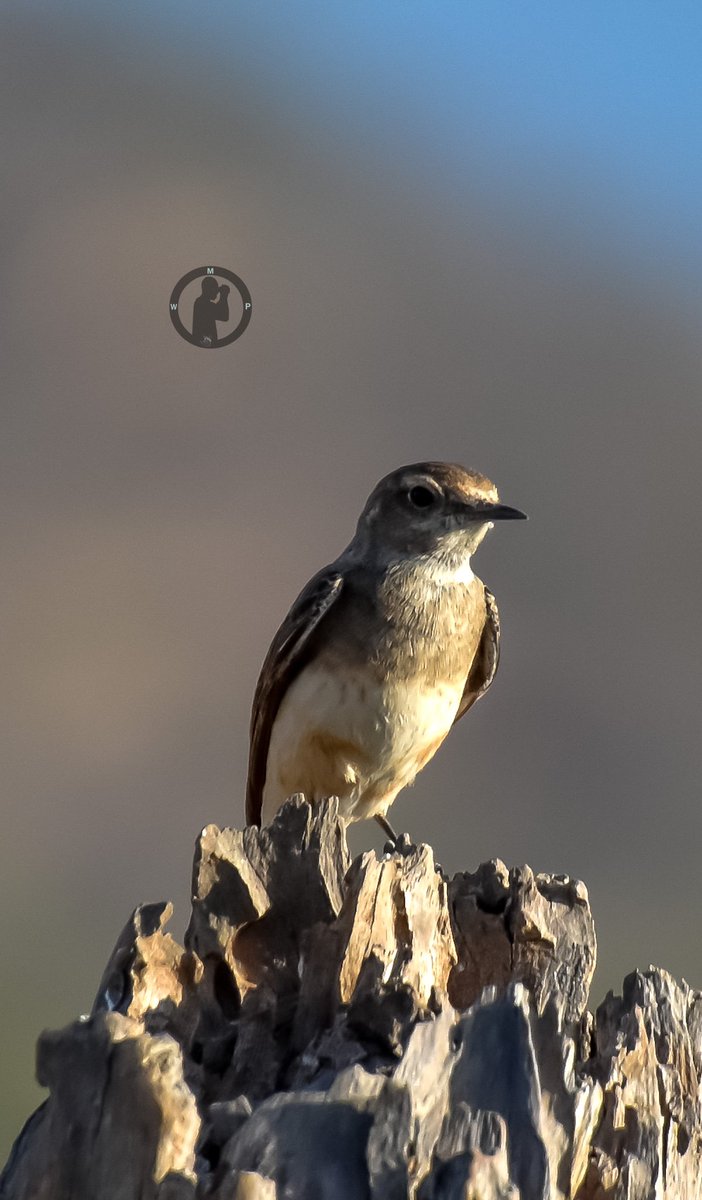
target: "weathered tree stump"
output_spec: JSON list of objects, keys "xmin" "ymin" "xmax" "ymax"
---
[{"xmin": 2, "ymin": 797, "xmax": 701, "ymax": 1199}]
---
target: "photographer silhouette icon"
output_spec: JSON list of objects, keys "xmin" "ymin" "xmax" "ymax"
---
[
  {"xmin": 192, "ymin": 277, "xmax": 230, "ymax": 347},
  {"xmin": 169, "ymin": 266, "xmax": 252, "ymax": 349}
]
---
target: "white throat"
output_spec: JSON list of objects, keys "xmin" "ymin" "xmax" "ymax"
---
[{"xmin": 424, "ymin": 554, "xmax": 475, "ymax": 586}]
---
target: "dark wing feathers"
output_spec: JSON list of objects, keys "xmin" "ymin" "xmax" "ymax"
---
[
  {"xmin": 246, "ymin": 568, "xmax": 344, "ymax": 825},
  {"xmin": 453, "ymin": 586, "xmax": 501, "ymax": 725},
  {"xmin": 247, "ymin": 576, "xmax": 499, "ymax": 824}
]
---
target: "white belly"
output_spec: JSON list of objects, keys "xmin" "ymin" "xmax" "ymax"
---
[{"xmin": 261, "ymin": 662, "xmax": 463, "ymax": 825}]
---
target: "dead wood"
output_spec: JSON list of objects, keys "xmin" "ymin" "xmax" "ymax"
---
[{"xmin": 2, "ymin": 797, "xmax": 701, "ymax": 1199}]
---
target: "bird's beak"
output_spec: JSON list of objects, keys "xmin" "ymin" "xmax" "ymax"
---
[{"xmin": 467, "ymin": 502, "xmax": 528, "ymax": 522}]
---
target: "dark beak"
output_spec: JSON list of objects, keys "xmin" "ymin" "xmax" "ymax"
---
[{"xmin": 469, "ymin": 502, "xmax": 528, "ymax": 522}]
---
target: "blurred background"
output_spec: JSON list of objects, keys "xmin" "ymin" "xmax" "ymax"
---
[{"xmin": 2, "ymin": 0, "xmax": 702, "ymax": 1159}]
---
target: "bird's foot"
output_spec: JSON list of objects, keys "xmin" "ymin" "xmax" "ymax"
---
[
  {"xmin": 382, "ymin": 831, "xmax": 418, "ymax": 857},
  {"xmin": 375, "ymin": 815, "xmax": 416, "ymax": 855},
  {"xmin": 374, "ymin": 816, "xmax": 445, "ymax": 874}
]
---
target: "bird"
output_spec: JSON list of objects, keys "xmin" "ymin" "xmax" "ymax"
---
[{"xmin": 246, "ymin": 461, "xmax": 526, "ymax": 842}]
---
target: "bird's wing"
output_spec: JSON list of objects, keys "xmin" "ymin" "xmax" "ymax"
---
[
  {"xmin": 453, "ymin": 586, "xmax": 501, "ymax": 725},
  {"xmin": 246, "ymin": 567, "xmax": 345, "ymax": 825}
]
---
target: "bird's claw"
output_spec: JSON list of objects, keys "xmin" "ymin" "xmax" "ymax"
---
[{"xmin": 382, "ymin": 831, "xmax": 417, "ymax": 857}]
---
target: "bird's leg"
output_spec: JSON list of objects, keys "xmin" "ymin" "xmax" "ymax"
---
[
  {"xmin": 375, "ymin": 814, "xmax": 445, "ymax": 876},
  {"xmin": 375, "ymin": 815, "xmax": 419, "ymax": 858},
  {"xmin": 375, "ymin": 813, "xmax": 399, "ymax": 845}
]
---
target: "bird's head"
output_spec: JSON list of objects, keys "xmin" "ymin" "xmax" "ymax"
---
[{"xmin": 353, "ymin": 461, "xmax": 526, "ymax": 565}]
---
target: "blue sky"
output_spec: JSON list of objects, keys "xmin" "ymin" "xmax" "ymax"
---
[{"xmin": 20, "ymin": 1, "xmax": 702, "ymax": 283}]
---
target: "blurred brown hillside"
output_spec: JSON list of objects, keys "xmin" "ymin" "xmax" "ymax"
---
[{"xmin": 1, "ymin": 9, "xmax": 702, "ymax": 1163}]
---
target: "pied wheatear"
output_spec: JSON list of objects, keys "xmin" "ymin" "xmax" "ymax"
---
[{"xmin": 246, "ymin": 462, "xmax": 526, "ymax": 841}]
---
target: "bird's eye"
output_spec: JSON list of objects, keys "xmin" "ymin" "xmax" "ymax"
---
[{"xmin": 407, "ymin": 485, "xmax": 437, "ymax": 509}]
